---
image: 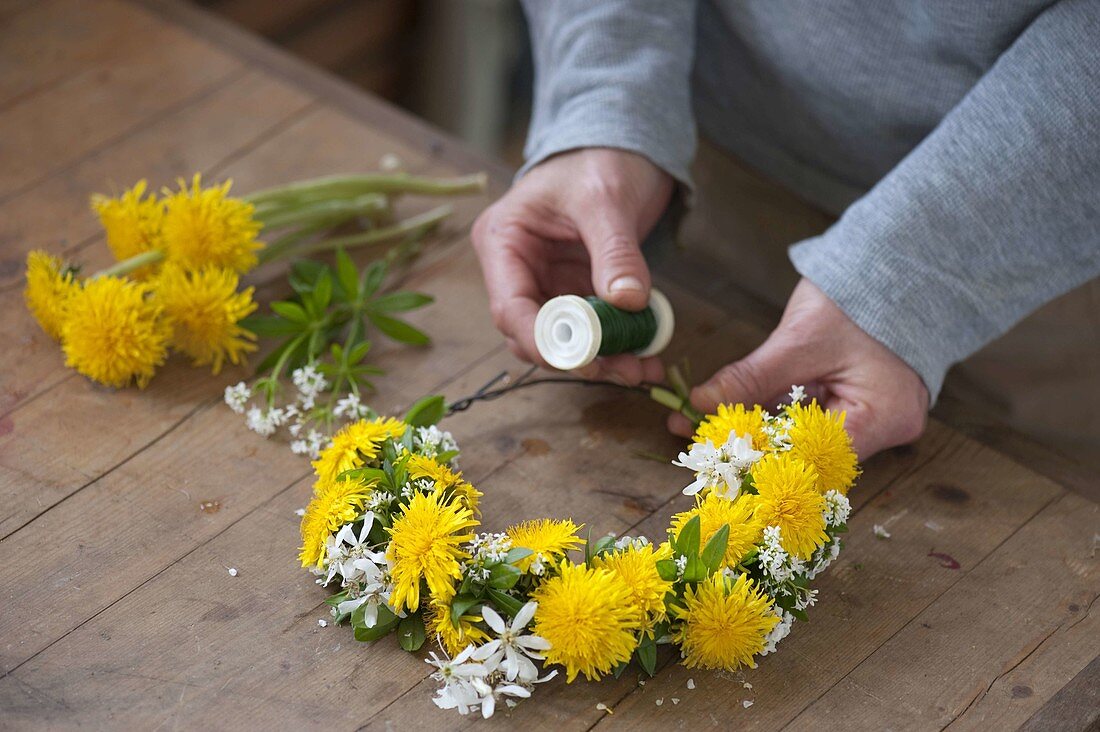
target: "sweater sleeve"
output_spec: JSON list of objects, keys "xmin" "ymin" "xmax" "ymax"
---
[
  {"xmin": 789, "ymin": 0, "xmax": 1100, "ymax": 401},
  {"xmin": 519, "ymin": 0, "xmax": 699, "ymax": 190}
]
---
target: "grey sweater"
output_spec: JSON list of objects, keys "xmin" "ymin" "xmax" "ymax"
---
[{"xmin": 520, "ymin": 0, "xmax": 1100, "ymax": 399}]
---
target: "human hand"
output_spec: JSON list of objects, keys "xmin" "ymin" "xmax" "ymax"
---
[
  {"xmin": 668, "ymin": 279, "xmax": 930, "ymax": 459},
  {"xmin": 471, "ymin": 148, "xmax": 673, "ymax": 385}
]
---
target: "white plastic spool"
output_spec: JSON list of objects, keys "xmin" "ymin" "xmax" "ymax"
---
[{"xmin": 533, "ymin": 288, "xmax": 675, "ymax": 371}]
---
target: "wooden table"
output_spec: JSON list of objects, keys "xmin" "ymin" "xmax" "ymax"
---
[{"xmin": 1, "ymin": 1, "xmax": 1097, "ymax": 729}]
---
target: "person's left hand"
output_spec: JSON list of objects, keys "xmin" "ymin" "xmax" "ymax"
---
[{"xmin": 668, "ymin": 278, "xmax": 930, "ymax": 460}]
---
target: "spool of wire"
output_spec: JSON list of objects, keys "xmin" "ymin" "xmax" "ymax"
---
[{"xmin": 534, "ymin": 288, "xmax": 675, "ymax": 370}]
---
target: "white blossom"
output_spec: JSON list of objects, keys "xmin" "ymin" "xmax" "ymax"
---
[
  {"xmin": 823, "ymin": 490, "xmax": 851, "ymax": 528},
  {"xmin": 471, "ymin": 602, "xmax": 549, "ymax": 683},
  {"xmin": 245, "ymin": 406, "xmax": 287, "ymax": 437},
  {"xmin": 788, "ymin": 384, "xmax": 806, "ymax": 404},
  {"xmin": 673, "ymin": 432, "xmax": 763, "ymax": 498},
  {"xmin": 223, "ymin": 382, "xmax": 251, "ymax": 414},
  {"xmin": 414, "ymin": 425, "xmax": 459, "ymax": 461},
  {"xmin": 873, "ymin": 524, "xmax": 892, "ymax": 539},
  {"xmin": 292, "ymin": 364, "xmax": 329, "ymax": 405},
  {"xmin": 334, "ymin": 392, "xmax": 371, "ymax": 420},
  {"xmin": 760, "ymin": 609, "xmax": 794, "ymax": 655}
]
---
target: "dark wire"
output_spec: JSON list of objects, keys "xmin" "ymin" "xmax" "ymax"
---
[{"xmin": 445, "ymin": 366, "xmax": 661, "ymax": 415}]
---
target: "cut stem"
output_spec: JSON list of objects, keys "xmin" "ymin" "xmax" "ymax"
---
[
  {"xmin": 244, "ymin": 173, "xmax": 487, "ymax": 206},
  {"xmin": 91, "ymin": 249, "xmax": 163, "ymax": 278},
  {"xmin": 289, "ymin": 205, "xmax": 452, "ymax": 258}
]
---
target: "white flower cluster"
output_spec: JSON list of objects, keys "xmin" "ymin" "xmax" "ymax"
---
[
  {"xmin": 413, "ymin": 425, "xmax": 459, "ymax": 462},
  {"xmin": 291, "ymin": 364, "xmax": 328, "ymax": 409},
  {"xmin": 760, "ymin": 609, "xmax": 794, "ymax": 655},
  {"xmin": 223, "ymin": 362, "xmax": 381, "ymax": 459},
  {"xmin": 428, "ymin": 602, "xmax": 555, "ymax": 719},
  {"xmin": 673, "ymin": 431, "xmax": 764, "ymax": 498},
  {"xmin": 319, "ymin": 517, "xmax": 400, "ymax": 628},
  {"xmin": 757, "ymin": 526, "xmax": 808, "ymax": 589},
  {"xmin": 823, "ymin": 490, "xmax": 851, "ymax": 528},
  {"xmin": 613, "ymin": 535, "xmax": 651, "ymax": 551},
  {"xmin": 463, "ymin": 532, "xmax": 512, "ymax": 582}
]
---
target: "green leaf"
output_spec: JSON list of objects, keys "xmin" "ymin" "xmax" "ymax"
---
[
  {"xmin": 334, "ymin": 248, "xmax": 359, "ymax": 300},
  {"xmin": 352, "ymin": 602, "xmax": 398, "ymax": 641},
  {"xmin": 369, "ymin": 312, "xmax": 430, "ymax": 345},
  {"xmin": 354, "ymin": 617, "xmax": 399, "ymax": 642},
  {"xmin": 270, "ymin": 300, "xmax": 309, "ymax": 323},
  {"xmin": 636, "ymin": 635, "xmax": 657, "ymax": 676},
  {"xmin": 289, "ymin": 259, "xmax": 328, "ymax": 295},
  {"xmin": 239, "ymin": 315, "xmax": 303, "ymax": 337},
  {"xmin": 683, "ymin": 554, "xmax": 707, "ymax": 583},
  {"xmin": 487, "ymin": 588, "xmax": 524, "ymax": 618},
  {"xmin": 404, "ymin": 395, "xmax": 446, "ymax": 427},
  {"xmin": 397, "ymin": 614, "xmax": 427, "ymax": 652},
  {"xmin": 504, "ymin": 547, "xmax": 533, "ymax": 565},
  {"xmin": 449, "ymin": 595, "xmax": 480, "ymax": 626},
  {"xmin": 313, "ymin": 271, "xmax": 333, "ymax": 310},
  {"xmin": 677, "ymin": 515, "xmax": 702, "ymax": 560},
  {"xmin": 655, "ymin": 559, "xmax": 679, "ymax": 582},
  {"xmin": 488, "ymin": 562, "xmax": 522, "ymax": 590},
  {"xmin": 700, "ymin": 524, "xmax": 730, "ymax": 573},
  {"xmin": 790, "ymin": 608, "xmax": 809, "ymax": 622},
  {"xmin": 361, "ymin": 260, "xmax": 387, "ymax": 297},
  {"xmin": 371, "ymin": 291, "xmax": 434, "ymax": 312},
  {"xmin": 346, "ymin": 340, "xmax": 372, "ymax": 365},
  {"xmin": 612, "ymin": 660, "xmax": 629, "ymax": 679}
]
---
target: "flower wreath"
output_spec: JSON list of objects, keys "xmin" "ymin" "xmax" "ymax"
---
[{"xmin": 298, "ymin": 386, "xmax": 858, "ymax": 718}]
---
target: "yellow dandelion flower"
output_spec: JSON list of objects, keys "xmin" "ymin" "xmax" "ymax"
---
[
  {"xmin": 669, "ymin": 493, "xmax": 764, "ymax": 569},
  {"xmin": 532, "ymin": 561, "xmax": 642, "ymax": 682},
  {"xmin": 154, "ymin": 263, "xmax": 257, "ymax": 374},
  {"xmin": 788, "ymin": 400, "xmax": 860, "ymax": 495},
  {"xmin": 748, "ymin": 453, "xmax": 828, "ymax": 560},
  {"xmin": 298, "ymin": 477, "xmax": 372, "ymax": 569},
  {"xmin": 311, "ymin": 417, "xmax": 407, "ymax": 485},
  {"xmin": 24, "ymin": 250, "xmax": 77, "ymax": 340},
  {"xmin": 673, "ymin": 572, "xmax": 778, "ymax": 672},
  {"xmin": 161, "ymin": 174, "xmax": 262, "ymax": 273},
  {"xmin": 592, "ymin": 541, "xmax": 674, "ymax": 631},
  {"xmin": 386, "ymin": 491, "xmax": 477, "ymax": 613},
  {"xmin": 91, "ymin": 180, "xmax": 165, "ymax": 270},
  {"xmin": 505, "ymin": 518, "xmax": 584, "ymax": 573},
  {"xmin": 60, "ymin": 275, "xmax": 170, "ymax": 388},
  {"xmin": 406, "ymin": 454, "xmax": 482, "ymax": 513},
  {"xmin": 695, "ymin": 403, "xmax": 769, "ymax": 451},
  {"xmin": 426, "ymin": 598, "xmax": 490, "ymax": 656}
]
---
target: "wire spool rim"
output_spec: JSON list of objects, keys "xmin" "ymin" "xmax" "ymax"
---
[{"xmin": 534, "ymin": 294, "xmax": 602, "ymax": 370}]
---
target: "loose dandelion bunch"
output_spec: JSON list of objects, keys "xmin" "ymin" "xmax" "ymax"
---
[
  {"xmin": 297, "ymin": 386, "xmax": 858, "ymax": 719},
  {"xmin": 24, "ymin": 169, "xmax": 486, "ymax": 391}
]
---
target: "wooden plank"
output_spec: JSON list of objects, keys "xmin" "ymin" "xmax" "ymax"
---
[
  {"xmin": 785, "ymin": 492, "xmax": 1099, "ymax": 731},
  {"xmin": 0, "ymin": 69, "xmax": 314, "ymax": 291},
  {"xmin": 0, "ymin": 0, "xmax": 243, "ymax": 201},
  {"xmin": 135, "ymin": 0, "xmax": 514, "ymax": 183},
  {"xmin": 1019, "ymin": 657, "xmax": 1100, "ymax": 732},
  {"xmin": 0, "ymin": 0, "xmax": 164, "ymax": 110}
]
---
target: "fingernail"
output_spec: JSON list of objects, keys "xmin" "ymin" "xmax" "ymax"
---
[{"xmin": 608, "ymin": 276, "xmax": 644, "ymax": 295}]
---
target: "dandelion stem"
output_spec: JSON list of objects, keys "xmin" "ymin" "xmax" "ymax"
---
[
  {"xmin": 91, "ymin": 249, "xmax": 163, "ymax": 278},
  {"xmin": 243, "ymin": 173, "xmax": 487, "ymax": 206},
  {"xmin": 281, "ymin": 205, "xmax": 452, "ymax": 260}
]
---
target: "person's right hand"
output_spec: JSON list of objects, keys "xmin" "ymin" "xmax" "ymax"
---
[{"xmin": 471, "ymin": 148, "xmax": 674, "ymax": 385}]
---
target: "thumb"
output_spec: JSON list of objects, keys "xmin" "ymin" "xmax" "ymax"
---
[
  {"xmin": 692, "ymin": 337, "xmax": 804, "ymax": 413},
  {"xmin": 576, "ymin": 207, "xmax": 651, "ymax": 311}
]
